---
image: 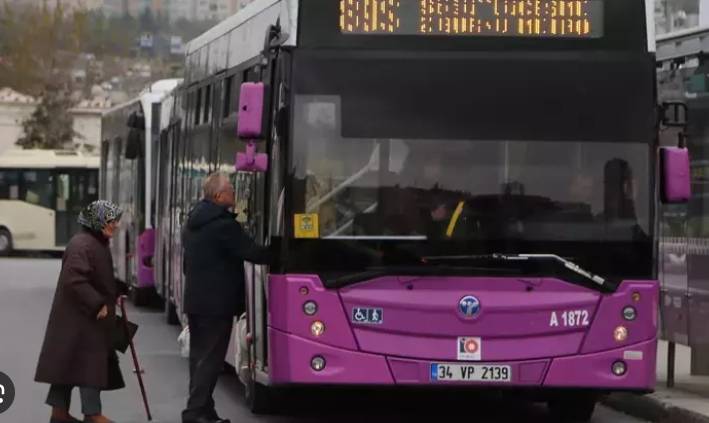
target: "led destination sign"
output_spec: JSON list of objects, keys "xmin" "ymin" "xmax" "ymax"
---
[{"xmin": 339, "ymin": 0, "xmax": 604, "ymax": 38}]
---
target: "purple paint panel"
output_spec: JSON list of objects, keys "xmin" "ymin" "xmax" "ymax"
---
[
  {"xmin": 544, "ymin": 339, "xmax": 657, "ymax": 390},
  {"xmin": 266, "ymin": 273, "xmax": 658, "ymax": 390},
  {"xmin": 235, "ymin": 142, "xmax": 268, "ymax": 172},
  {"xmin": 268, "ymin": 274, "xmax": 358, "ymax": 350},
  {"xmin": 341, "ymin": 277, "xmax": 599, "ymax": 360},
  {"xmin": 137, "ymin": 229, "xmax": 155, "ymax": 287},
  {"xmin": 268, "ymin": 328, "xmax": 393, "ymax": 385},
  {"xmin": 237, "ymin": 82, "xmax": 264, "ymax": 139},
  {"xmin": 661, "ymin": 147, "xmax": 691, "ymax": 203},
  {"xmin": 355, "ymin": 329, "xmax": 584, "ymax": 361},
  {"xmin": 340, "ymin": 277, "xmax": 599, "ymax": 337},
  {"xmin": 581, "ymin": 280, "xmax": 658, "ymax": 354}
]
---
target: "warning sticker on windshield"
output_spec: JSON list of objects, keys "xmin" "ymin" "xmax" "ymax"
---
[{"xmin": 294, "ymin": 214, "xmax": 319, "ymax": 238}]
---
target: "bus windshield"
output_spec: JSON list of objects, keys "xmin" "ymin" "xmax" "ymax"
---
[{"xmin": 291, "ymin": 95, "xmax": 651, "ymax": 244}]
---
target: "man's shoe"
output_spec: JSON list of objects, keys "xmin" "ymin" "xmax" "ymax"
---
[
  {"xmin": 51, "ymin": 407, "xmax": 82, "ymax": 422},
  {"xmin": 183, "ymin": 417, "xmax": 230, "ymax": 423},
  {"xmin": 205, "ymin": 409, "xmax": 231, "ymax": 423}
]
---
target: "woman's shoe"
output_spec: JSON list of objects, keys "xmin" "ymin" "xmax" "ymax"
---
[
  {"xmin": 83, "ymin": 415, "xmax": 114, "ymax": 423},
  {"xmin": 50, "ymin": 408, "xmax": 82, "ymax": 423}
]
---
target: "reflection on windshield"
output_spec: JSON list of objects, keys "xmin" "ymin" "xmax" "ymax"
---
[{"xmin": 291, "ymin": 95, "xmax": 651, "ymax": 243}]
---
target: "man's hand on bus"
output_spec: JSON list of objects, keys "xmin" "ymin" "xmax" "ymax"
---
[{"xmin": 96, "ymin": 305, "xmax": 108, "ymax": 320}]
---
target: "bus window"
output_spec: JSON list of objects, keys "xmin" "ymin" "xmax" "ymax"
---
[
  {"xmin": 87, "ymin": 171, "xmax": 98, "ymax": 201},
  {"xmin": 57, "ymin": 174, "xmax": 70, "ymax": 212},
  {"xmin": 0, "ymin": 170, "xmax": 20, "ymax": 200},
  {"xmin": 21, "ymin": 170, "xmax": 54, "ymax": 209},
  {"xmin": 55, "ymin": 173, "xmax": 72, "ymax": 245},
  {"xmin": 195, "ymin": 88, "xmax": 203, "ymax": 125},
  {"xmin": 223, "ymin": 76, "xmax": 233, "ymax": 118},
  {"xmin": 204, "ymin": 85, "xmax": 212, "ymax": 123}
]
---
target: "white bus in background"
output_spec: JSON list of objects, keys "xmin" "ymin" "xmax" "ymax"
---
[{"xmin": 0, "ymin": 149, "xmax": 99, "ymax": 255}]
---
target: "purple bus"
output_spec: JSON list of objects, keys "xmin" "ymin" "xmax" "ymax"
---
[{"xmin": 154, "ymin": 0, "xmax": 691, "ymax": 420}]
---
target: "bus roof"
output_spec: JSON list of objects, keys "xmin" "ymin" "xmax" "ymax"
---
[
  {"xmin": 184, "ymin": 0, "xmax": 297, "ymax": 78},
  {"xmin": 186, "ymin": 0, "xmax": 297, "ymax": 54},
  {"xmin": 103, "ymin": 79, "xmax": 182, "ymax": 117},
  {"xmin": 0, "ymin": 149, "xmax": 99, "ymax": 169}
]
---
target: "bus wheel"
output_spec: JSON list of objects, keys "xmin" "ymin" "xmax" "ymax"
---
[
  {"xmin": 0, "ymin": 229, "xmax": 13, "ymax": 256},
  {"xmin": 245, "ymin": 370, "xmax": 276, "ymax": 414},
  {"xmin": 548, "ymin": 394, "xmax": 597, "ymax": 422},
  {"xmin": 165, "ymin": 299, "xmax": 180, "ymax": 325}
]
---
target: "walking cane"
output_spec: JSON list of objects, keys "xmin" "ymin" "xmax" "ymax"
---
[{"xmin": 119, "ymin": 295, "xmax": 153, "ymax": 421}]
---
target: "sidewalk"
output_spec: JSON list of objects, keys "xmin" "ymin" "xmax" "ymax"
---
[{"xmin": 603, "ymin": 340, "xmax": 709, "ymax": 422}]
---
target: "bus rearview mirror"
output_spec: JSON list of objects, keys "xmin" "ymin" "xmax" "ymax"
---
[
  {"xmin": 660, "ymin": 147, "xmax": 691, "ymax": 204},
  {"xmin": 661, "ymin": 102, "xmax": 688, "ymax": 128},
  {"xmin": 237, "ymin": 82, "xmax": 265, "ymax": 139},
  {"xmin": 125, "ymin": 129, "xmax": 142, "ymax": 160},
  {"xmin": 127, "ymin": 111, "xmax": 146, "ymax": 130},
  {"xmin": 236, "ymin": 142, "xmax": 268, "ymax": 173}
]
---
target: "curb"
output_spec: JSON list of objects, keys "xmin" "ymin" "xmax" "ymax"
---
[{"xmin": 602, "ymin": 392, "xmax": 709, "ymax": 423}]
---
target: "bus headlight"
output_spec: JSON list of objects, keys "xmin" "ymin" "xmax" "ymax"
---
[
  {"xmin": 612, "ymin": 361, "xmax": 627, "ymax": 376},
  {"xmin": 303, "ymin": 301, "xmax": 318, "ymax": 316},
  {"xmin": 622, "ymin": 306, "xmax": 637, "ymax": 321},
  {"xmin": 311, "ymin": 356, "xmax": 326, "ymax": 371},
  {"xmin": 614, "ymin": 326, "xmax": 629, "ymax": 342},
  {"xmin": 311, "ymin": 321, "xmax": 325, "ymax": 337}
]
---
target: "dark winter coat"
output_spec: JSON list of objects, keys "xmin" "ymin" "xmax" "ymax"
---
[
  {"xmin": 183, "ymin": 199, "xmax": 270, "ymax": 317},
  {"xmin": 35, "ymin": 229, "xmax": 125, "ymax": 390}
]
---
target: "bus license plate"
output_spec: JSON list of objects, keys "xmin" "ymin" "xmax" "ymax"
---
[{"xmin": 430, "ymin": 363, "xmax": 512, "ymax": 383}]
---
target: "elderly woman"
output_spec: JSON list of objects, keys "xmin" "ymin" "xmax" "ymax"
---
[{"xmin": 35, "ymin": 200, "xmax": 126, "ymax": 423}]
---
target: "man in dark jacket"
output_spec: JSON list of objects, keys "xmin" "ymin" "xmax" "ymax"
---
[{"xmin": 181, "ymin": 173, "xmax": 270, "ymax": 423}]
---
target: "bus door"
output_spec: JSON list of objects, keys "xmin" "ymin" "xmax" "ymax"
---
[
  {"xmin": 55, "ymin": 170, "xmax": 98, "ymax": 246},
  {"xmin": 237, "ymin": 170, "xmax": 268, "ymax": 374}
]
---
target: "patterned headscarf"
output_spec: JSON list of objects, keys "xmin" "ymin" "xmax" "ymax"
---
[{"xmin": 78, "ymin": 200, "xmax": 123, "ymax": 233}]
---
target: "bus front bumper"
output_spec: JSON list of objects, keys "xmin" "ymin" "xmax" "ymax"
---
[{"xmin": 268, "ymin": 328, "xmax": 656, "ymax": 390}]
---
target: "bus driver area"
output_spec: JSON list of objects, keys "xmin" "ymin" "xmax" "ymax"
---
[{"xmin": 266, "ymin": 274, "xmax": 658, "ymax": 390}]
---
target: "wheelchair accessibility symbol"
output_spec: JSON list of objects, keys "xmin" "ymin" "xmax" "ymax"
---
[
  {"xmin": 352, "ymin": 307, "xmax": 383, "ymax": 325},
  {"xmin": 0, "ymin": 371, "xmax": 15, "ymax": 413}
]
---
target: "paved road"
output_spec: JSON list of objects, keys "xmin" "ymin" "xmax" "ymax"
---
[{"xmin": 0, "ymin": 258, "xmax": 649, "ymax": 423}]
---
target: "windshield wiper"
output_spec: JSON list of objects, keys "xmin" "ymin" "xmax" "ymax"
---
[{"xmin": 421, "ymin": 253, "xmax": 606, "ymax": 287}]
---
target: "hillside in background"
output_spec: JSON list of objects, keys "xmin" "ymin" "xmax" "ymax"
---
[{"xmin": 0, "ymin": 2, "xmax": 215, "ymax": 100}]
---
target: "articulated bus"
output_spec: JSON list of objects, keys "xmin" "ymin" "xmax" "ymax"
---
[
  {"xmin": 154, "ymin": 0, "xmax": 691, "ymax": 419},
  {"xmin": 100, "ymin": 79, "xmax": 181, "ymax": 304},
  {"xmin": 0, "ymin": 149, "xmax": 99, "ymax": 255}
]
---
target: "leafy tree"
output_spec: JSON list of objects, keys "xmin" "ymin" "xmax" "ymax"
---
[{"xmin": 16, "ymin": 82, "xmax": 79, "ymax": 150}]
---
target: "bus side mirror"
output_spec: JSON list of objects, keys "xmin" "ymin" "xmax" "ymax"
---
[
  {"xmin": 660, "ymin": 147, "xmax": 691, "ymax": 204},
  {"xmin": 125, "ymin": 129, "xmax": 142, "ymax": 160},
  {"xmin": 127, "ymin": 111, "xmax": 146, "ymax": 130},
  {"xmin": 237, "ymin": 82, "xmax": 265, "ymax": 139},
  {"xmin": 661, "ymin": 102, "xmax": 688, "ymax": 128},
  {"xmin": 236, "ymin": 142, "xmax": 268, "ymax": 173},
  {"xmin": 236, "ymin": 82, "xmax": 268, "ymax": 172}
]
